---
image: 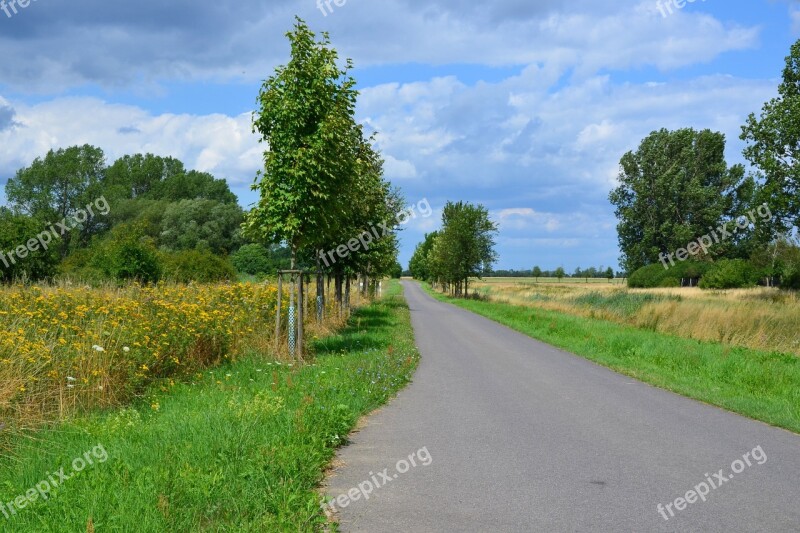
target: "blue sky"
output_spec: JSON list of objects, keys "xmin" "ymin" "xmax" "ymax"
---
[{"xmin": 0, "ymin": 0, "xmax": 798, "ymax": 271}]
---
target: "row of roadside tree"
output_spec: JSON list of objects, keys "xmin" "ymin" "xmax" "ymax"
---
[
  {"xmin": 409, "ymin": 201, "xmax": 498, "ymax": 297},
  {"xmin": 244, "ymin": 18, "xmax": 405, "ymax": 310}
]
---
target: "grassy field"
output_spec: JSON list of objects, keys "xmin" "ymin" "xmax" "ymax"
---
[
  {"xmin": 426, "ymin": 283, "xmax": 800, "ymax": 434},
  {"xmin": 472, "ymin": 278, "xmax": 800, "ymax": 356},
  {"xmin": 0, "ymin": 280, "xmax": 417, "ymax": 531},
  {"xmin": 0, "ymin": 281, "xmax": 359, "ymax": 451},
  {"xmin": 482, "ymin": 276, "xmax": 626, "ymax": 285}
]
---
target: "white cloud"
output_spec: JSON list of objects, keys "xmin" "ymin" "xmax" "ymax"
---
[{"xmin": 0, "ymin": 98, "xmax": 261, "ymax": 194}]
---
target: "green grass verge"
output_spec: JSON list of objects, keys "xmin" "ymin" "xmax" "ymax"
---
[
  {"xmin": 423, "ymin": 284, "xmax": 800, "ymax": 434},
  {"xmin": 0, "ymin": 280, "xmax": 418, "ymax": 532}
]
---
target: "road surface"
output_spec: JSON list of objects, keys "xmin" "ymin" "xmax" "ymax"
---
[{"xmin": 324, "ymin": 281, "xmax": 800, "ymax": 532}]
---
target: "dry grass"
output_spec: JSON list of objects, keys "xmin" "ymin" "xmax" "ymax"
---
[
  {"xmin": 0, "ymin": 280, "xmax": 363, "ymax": 450},
  {"xmin": 473, "ymin": 279, "xmax": 800, "ymax": 356}
]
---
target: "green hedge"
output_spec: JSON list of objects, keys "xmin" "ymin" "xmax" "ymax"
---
[{"xmin": 628, "ymin": 261, "xmax": 712, "ymax": 288}]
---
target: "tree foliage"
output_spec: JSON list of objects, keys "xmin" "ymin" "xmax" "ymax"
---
[
  {"xmin": 609, "ymin": 128, "xmax": 748, "ymax": 273},
  {"xmin": 409, "ymin": 202, "xmax": 498, "ymax": 297},
  {"xmin": 741, "ymin": 38, "xmax": 800, "ymax": 237}
]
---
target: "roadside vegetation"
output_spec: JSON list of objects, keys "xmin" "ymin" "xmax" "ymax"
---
[
  {"xmin": 0, "ymin": 281, "xmax": 417, "ymax": 532},
  {"xmin": 425, "ymin": 282, "xmax": 800, "ymax": 434},
  {"xmin": 0, "ymin": 281, "xmax": 364, "ymax": 451},
  {"xmin": 471, "ymin": 278, "xmax": 800, "ymax": 357}
]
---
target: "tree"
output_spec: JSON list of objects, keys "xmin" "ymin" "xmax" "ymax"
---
[
  {"xmin": 245, "ymin": 18, "xmax": 359, "ymax": 269},
  {"xmin": 424, "ymin": 202, "xmax": 498, "ymax": 297},
  {"xmin": 609, "ymin": 128, "xmax": 748, "ymax": 273},
  {"xmin": 0, "ymin": 208, "xmax": 59, "ymax": 282},
  {"xmin": 105, "ymin": 153, "xmax": 185, "ymax": 201},
  {"xmin": 390, "ymin": 262, "xmax": 403, "ymax": 279},
  {"xmin": 532, "ymin": 266, "xmax": 542, "ymax": 281},
  {"xmin": 741, "ymin": 38, "xmax": 800, "ymax": 238},
  {"xmin": 231, "ymin": 244, "xmax": 291, "ymax": 276},
  {"xmin": 6, "ymin": 144, "xmax": 107, "ymax": 257},
  {"xmin": 555, "ymin": 267, "xmax": 565, "ymax": 280},
  {"xmin": 409, "ymin": 232, "xmax": 439, "ymax": 281},
  {"xmin": 150, "ymin": 170, "xmax": 238, "ymax": 204},
  {"xmin": 605, "ymin": 267, "xmax": 614, "ymax": 282},
  {"xmin": 159, "ymin": 199, "xmax": 243, "ymax": 254}
]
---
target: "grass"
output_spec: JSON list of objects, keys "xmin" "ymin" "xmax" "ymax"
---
[
  {"xmin": 0, "ymin": 281, "xmax": 359, "ymax": 452},
  {"xmin": 472, "ymin": 278, "xmax": 800, "ymax": 356},
  {"xmin": 425, "ymin": 283, "xmax": 800, "ymax": 435},
  {"xmin": 0, "ymin": 280, "xmax": 418, "ymax": 532}
]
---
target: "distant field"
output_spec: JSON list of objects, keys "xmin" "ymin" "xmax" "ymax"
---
[
  {"xmin": 482, "ymin": 277, "xmax": 626, "ymax": 285},
  {"xmin": 470, "ymin": 278, "xmax": 800, "ymax": 357}
]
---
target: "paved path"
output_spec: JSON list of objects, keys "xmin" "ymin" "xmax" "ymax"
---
[{"xmin": 324, "ymin": 281, "xmax": 800, "ymax": 532}]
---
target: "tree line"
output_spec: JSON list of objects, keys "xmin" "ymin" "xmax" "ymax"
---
[
  {"xmin": 409, "ymin": 201, "xmax": 498, "ymax": 297},
  {"xmin": 486, "ymin": 266, "xmax": 620, "ymax": 280},
  {"xmin": 609, "ymin": 39, "xmax": 800, "ymax": 290},
  {"xmin": 0, "ymin": 146, "xmax": 276, "ymax": 283}
]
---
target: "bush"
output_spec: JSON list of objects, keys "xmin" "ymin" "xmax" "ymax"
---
[
  {"xmin": 628, "ymin": 260, "xmax": 711, "ymax": 288},
  {"xmin": 57, "ymin": 248, "xmax": 107, "ymax": 284},
  {"xmin": 162, "ymin": 249, "xmax": 237, "ymax": 283},
  {"xmin": 699, "ymin": 259, "xmax": 759, "ymax": 289},
  {"xmin": 231, "ymin": 244, "xmax": 273, "ymax": 276},
  {"xmin": 91, "ymin": 226, "xmax": 162, "ymax": 283}
]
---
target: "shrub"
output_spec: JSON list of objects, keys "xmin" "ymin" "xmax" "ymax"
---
[
  {"xmin": 162, "ymin": 249, "xmax": 237, "ymax": 283},
  {"xmin": 57, "ymin": 248, "xmax": 107, "ymax": 285},
  {"xmin": 91, "ymin": 226, "xmax": 162, "ymax": 283},
  {"xmin": 231, "ymin": 244, "xmax": 273, "ymax": 276},
  {"xmin": 628, "ymin": 261, "xmax": 711, "ymax": 288},
  {"xmin": 699, "ymin": 259, "xmax": 759, "ymax": 289}
]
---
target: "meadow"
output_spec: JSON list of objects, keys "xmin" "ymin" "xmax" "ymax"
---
[
  {"xmin": 0, "ymin": 281, "xmax": 359, "ymax": 452},
  {"xmin": 472, "ymin": 278, "xmax": 800, "ymax": 356},
  {"xmin": 0, "ymin": 281, "xmax": 416, "ymax": 531}
]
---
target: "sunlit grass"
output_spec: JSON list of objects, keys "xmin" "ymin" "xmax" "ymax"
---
[
  {"xmin": 473, "ymin": 278, "xmax": 800, "ymax": 356},
  {"xmin": 0, "ymin": 281, "xmax": 418, "ymax": 531}
]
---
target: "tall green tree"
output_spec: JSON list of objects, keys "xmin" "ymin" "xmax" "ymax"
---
[
  {"xmin": 429, "ymin": 201, "xmax": 498, "ymax": 296},
  {"xmin": 245, "ymin": 18, "xmax": 359, "ymax": 268},
  {"xmin": 741, "ymin": 38, "xmax": 800, "ymax": 238},
  {"xmin": 0, "ymin": 208, "xmax": 59, "ymax": 282},
  {"xmin": 105, "ymin": 153, "xmax": 185, "ymax": 201},
  {"xmin": 609, "ymin": 128, "xmax": 748, "ymax": 272},
  {"xmin": 159, "ymin": 199, "xmax": 244, "ymax": 254},
  {"xmin": 5, "ymin": 144, "xmax": 107, "ymax": 257},
  {"xmin": 409, "ymin": 231, "xmax": 439, "ymax": 281}
]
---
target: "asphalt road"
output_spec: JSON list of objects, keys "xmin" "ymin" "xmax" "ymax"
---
[{"xmin": 324, "ymin": 281, "xmax": 800, "ymax": 532}]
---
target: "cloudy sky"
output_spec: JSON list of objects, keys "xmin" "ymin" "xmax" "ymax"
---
[{"xmin": 0, "ymin": 0, "xmax": 797, "ymax": 271}]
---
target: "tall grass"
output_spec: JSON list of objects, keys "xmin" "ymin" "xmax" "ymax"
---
[
  {"xmin": 0, "ymin": 281, "xmax": 418, "ymax": 531},
  {"xmin": 474, "ymin": 280, "xmax": 800, "ymax": 356},
  {"xmin": 0, "ymin": 281, "xmax": 358, "ymax": 450}
]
